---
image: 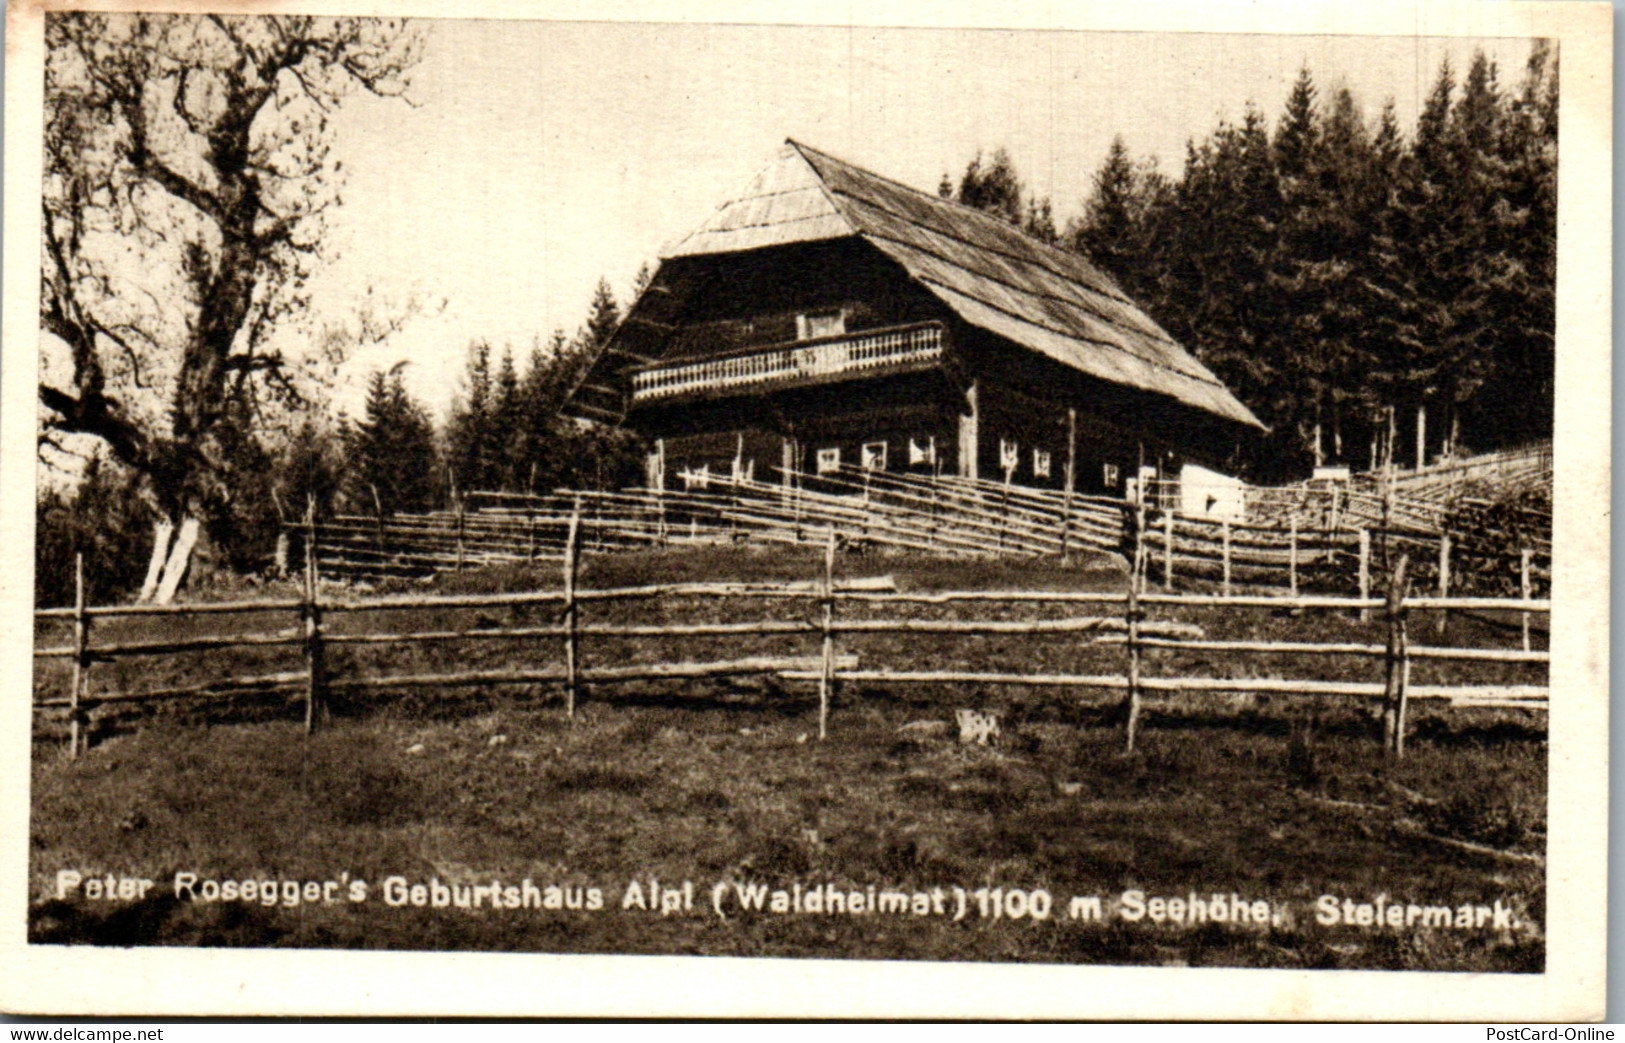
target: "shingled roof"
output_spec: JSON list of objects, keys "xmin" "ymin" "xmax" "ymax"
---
[{"xmin": 576, "ymin": 140, "xmax": 1263, "ymax": 430}]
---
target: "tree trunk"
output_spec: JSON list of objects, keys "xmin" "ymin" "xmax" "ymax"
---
[
  {"xmin": 137, "ymin": 518, "xmax": 175, "ymax": 603},
  {"xmin": 153, "ymin": 515, "xmax": 200, "ymax": 604}
]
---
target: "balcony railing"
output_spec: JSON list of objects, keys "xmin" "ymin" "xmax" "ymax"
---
[{"xmin": 630, "ymin": 322, "xmax": 945, "ymax": 404}]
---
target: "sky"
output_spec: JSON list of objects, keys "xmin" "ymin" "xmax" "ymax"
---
[{"xmin": 308, "ymin": 17, "xmax": 1540, "ymax": 420}]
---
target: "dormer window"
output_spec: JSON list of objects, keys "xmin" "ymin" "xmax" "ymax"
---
[{"xmin": 797, "ymin": 309, "xmax": 845, "ymax": 340}]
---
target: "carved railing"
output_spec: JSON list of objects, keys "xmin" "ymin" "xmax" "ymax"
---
[{"xmin": 630, "ymin": 322, "xmax": 945, "ymax": 403}]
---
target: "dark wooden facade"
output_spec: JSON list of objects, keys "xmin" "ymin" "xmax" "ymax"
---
[{"xmin": 567, "ymin": 141, "xmax": 1263, "ymax": 498}]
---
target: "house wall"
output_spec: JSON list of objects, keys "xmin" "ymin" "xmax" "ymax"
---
[
  {"xmin": 973, "ymin": 378, "xmax": 1141, "ymax": 497},
  {"xmin": 642, "ymin": 360, "xmax": 1165, "ymax": 500},
  {"xmin": 650, "ymin": 373, "xmax": 1154, "ymax": 501},
  {"xmin": 650, "ymin": 374, "xmax": 960, "ymax": 494}
]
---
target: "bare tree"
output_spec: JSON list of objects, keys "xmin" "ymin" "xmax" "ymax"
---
[{"xmin": 40, "ymin": 13, "xmax": 424, "ymax": 601}]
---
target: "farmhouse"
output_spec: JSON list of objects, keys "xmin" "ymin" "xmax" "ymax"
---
[{"xmin": 565, "ymin": 140, "xmax": 1263, "ymax": 497}]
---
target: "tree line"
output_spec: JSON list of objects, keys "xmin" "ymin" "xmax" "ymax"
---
[
  {"xmin": 246, "ymin": 276, "xmax": 645, "ymax": 523},
  {"xmin": 944, "ymin": 48, "xmax": 1557, "ymax": 480}
]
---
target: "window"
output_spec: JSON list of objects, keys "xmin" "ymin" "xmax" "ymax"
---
[
  {"xmin": 1032, "ymin": 449, "xmax": 1052, "ymax": 478},
  {"xmin": 1102, "ymin": 462, "xmax": 1120, "ymax": 489},
  {"xmin": 681, "ymin": 464, "xmax": 711, "ymax": 491},
  {"xmin": 798, "ymin": 309, "xmax": 846, "ymax": 341},
  {"xmin": 908, "ymin": 436, "xmax": 936, "ymax": 466},
  {"xmin": 816, "ymin": 447, "xmax": 841, "ymax": 474},
  {"xmin": 999, "ymin": 439, "xmax": 1019, "ymax": 474},
  {"xmin": 861, "ymin": 441, "xmax": 888, "ymax": 472}
]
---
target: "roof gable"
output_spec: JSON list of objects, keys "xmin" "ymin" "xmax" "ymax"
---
[{"xmin": 663, "ymin": 144, "xmax": 856, "ymax": 258}]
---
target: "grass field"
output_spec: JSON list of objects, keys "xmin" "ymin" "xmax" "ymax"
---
[{"xmin": 29, "ymin": 546, "xmax": 1547, "ymax": 970}]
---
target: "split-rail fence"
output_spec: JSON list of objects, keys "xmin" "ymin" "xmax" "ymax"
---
[
  {"xmin": 36, "ymin": 514, "xmax": 1550, "ymax": 762},
  {"xmin": 289, "ymin": 463, "xmax": 1550, "ymax": 602}
]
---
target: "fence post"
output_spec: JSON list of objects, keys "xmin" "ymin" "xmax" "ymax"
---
[
  {"xmin": 928, "ymin": 471, "xmax": 940, "ymax": 553},
  {"xmin": 1062, "ymin": 407, "xmax": 1077, "ymax": 563},
  {"xmin": 527, "ymin": 501, "xmax": 538, "ymax": 562},
  {"xmin": 1382, "ymin": 555, "xmax": 1410, "ymax": 757},
  {"xmin": 1000, "ymin": 471, "xmax": 1012, "ymax": 552},
  {"xmin": 563, "ymin": 509, "xmax": 581, "ymax": 719},
  {"xmin": 656, "ymin": 480, "xmax": 668, "ymax": 546},
  {"xmin": 819, "ymin": 526, "xmax": 837, "ymax": 741},
  {"xmin": 1436, "ymin": 533, "xmax": 1451, "ymax": 636},
  {"xmin": 657, "ymin": 438, "xmax": 670, "ymax": 546},
  {"xmin": 1162, "ymin": 509, "xmax": 1174, "ymax": 591},
  {"xmin": 302, "ymin": 525, "xmax": 325, "ymax": 736},
  {"xmin": 1134, "ymin": 499, "xmax": 1147, "ymax": 597},
  {"xmin": 861, "ymin": 468, "xmax": 872, "ymax": 545},
  {"xmin": 69, "ymin": 552, "xmax": 88, "ymax": 759},
  {"xmin": 1288, "ymin": 518, "xmax": 1299, "ymax": 596},
  {"xmin": 1358, "ymin": 528, "xmax": 1371, "ymax": 621},
  {"xmin": 1124, "ymin": 503, "xmax": 1146, "ymax": 754},
  {"xmin": 455, "ymin": 495, "xmax": 466, "ymax": 573},
  {"xmin": 1521, "ymin": 548, "xmax": 1533, "ymax": 652},
  {"xmin": 1221, "ymin": 520, "xmax": 1232, "ymax": 596},
  {"xmin": 370, "ymin": 484, "xmax": 386, "ymax": 563}
]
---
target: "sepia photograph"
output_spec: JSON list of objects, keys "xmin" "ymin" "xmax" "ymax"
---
[{"xmin": 1, "ymin": 0, "xmax": 1609, "ymax": 1021}]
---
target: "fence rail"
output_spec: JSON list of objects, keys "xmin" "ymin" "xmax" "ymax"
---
[
  {"xmin": 286, "ymin": 457, "xmax": 1548, "ymax": 604},
  {"xmin": 37, "ymin": 509, "xmax": 1550, "ymax": 761}
]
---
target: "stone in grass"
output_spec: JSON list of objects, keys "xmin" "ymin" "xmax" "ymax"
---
[{"xmin": 955, "ymin": 709, "xmax": 1001, "ymax": 746}]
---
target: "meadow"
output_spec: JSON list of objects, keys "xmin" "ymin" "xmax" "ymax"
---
[{"xmin": 29, "ymin": 546, "xmax": 1546, "ymax": 970}]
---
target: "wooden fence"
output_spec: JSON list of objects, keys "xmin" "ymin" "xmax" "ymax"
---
[
  {"xmin": 1139, "ymin": 509, "xmax": 1550, "ymax": 601},
  {"xmin": 294, "ymin": 464, "xmax": 1132, "ymax": 582},
  {"xmin": 36, "ymin": 515, "xmax": 1550, "ymax": 761},
  {"xmin": 292, "ymin": 460, "xmax": 1548, "ymax": 601}
]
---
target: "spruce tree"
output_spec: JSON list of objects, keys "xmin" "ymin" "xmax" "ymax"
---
[
  {"xmin": 447, "ymin": 340, "xmax": 496, "ymax": 494},
  {"xmin": 353, "ymin": 369, "xmax": 396, "ymax": 514},
  {"xmin": 518, "ymin": 329, "xmax": 576, "ymax": 491},
  {"xmin": 1074, "ymin": 136, "xmax": 1140, "ymax": 275},
  {"xmin": 346, "ymin": 365, "xmax": 438, "ymax": 515},
  {"xmin": 1157, "ymin": 106, "xmax": 1286, "ymax": 470},
  {"xmin": 1474, "ymin": 41, "xmax": 1557, "ymax": 445},
  {"xmin": 631, "ymin": 262, "xmax": 654, "ymax": 299},
  {"xmin": 1267, "ymin": 73, "xmax": 1388, "ymax": 466},
  {"xmin": 956, "ymin": 148, "xmax": 1025, "ymax": 225},
  {"xmin": 1022, "ymin": 197, "xmax": 1058, "ymax": 244},
  {"xmin": 493, "ymin": 346, "xmax": 522, "ymax": 490},
  {"xmin": 388, "ymin": 368, "xmax": 440, "ymax": 512}
]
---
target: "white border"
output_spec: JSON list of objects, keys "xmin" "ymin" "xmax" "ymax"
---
[{"xmin": 0, "ymin": 0, "xmax": 1610, "ymax": 1020}]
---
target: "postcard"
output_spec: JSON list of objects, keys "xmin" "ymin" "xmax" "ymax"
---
[{"xmin": 0, "ymin": 0, "xmax": 1609, "ymax": 1020}]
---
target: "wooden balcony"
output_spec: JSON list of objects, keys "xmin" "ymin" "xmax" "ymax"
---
[{"xmin": 630, "ymin": 321, "xmax": 946, "ymax": 404}]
